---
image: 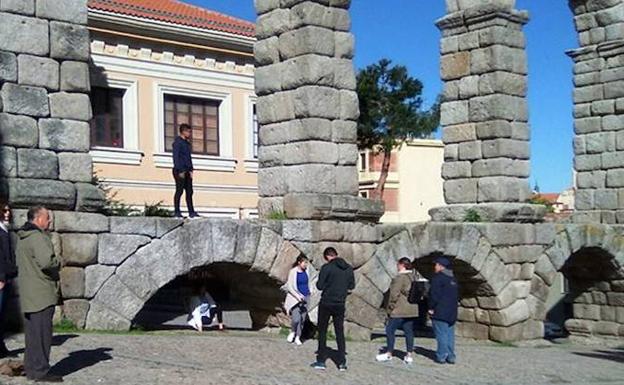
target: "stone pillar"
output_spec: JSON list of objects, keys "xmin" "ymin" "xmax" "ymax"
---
[
  {"xmin": 431, "ymin": 0, "xmax": 543, "ymax": 222},
  {"xmin": 254, "ymin": 0, "xmax": 383, "ymax": 221},
  {"xmin": 0, "ymin": 0, "xmax": 104, "ymax": 212},
  {"xmin": 569, "ymin": 0, "xmax": 624, "ymax": 224}
]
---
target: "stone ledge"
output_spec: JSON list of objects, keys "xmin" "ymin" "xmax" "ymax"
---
[
  {"xmin": 429, "ymin": 203, "xmax": 547, "ymax": 223},
  {"xmin": 282, "ymin": 193, "xmax": 384, "ymax": 222}
]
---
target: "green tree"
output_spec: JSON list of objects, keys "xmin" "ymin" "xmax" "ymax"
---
[{"xmin": 356, "ymin": 59, "xmax": 440, "ymax": 199}]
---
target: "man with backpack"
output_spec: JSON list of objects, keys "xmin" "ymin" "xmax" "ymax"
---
[
  {"xmin": 375, "ymin": 257, "xmax": 425, "ymax": 364},
  {"xmin": 311, "ymin": 247, "xmax": 354, "ymax": 372},
  {"xmin": 428, "ymin": 256, "xmax": 459, "ymax": 364}
]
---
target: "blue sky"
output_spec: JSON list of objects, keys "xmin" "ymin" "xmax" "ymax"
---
[{"xmin": 188, "ymin": 0, "xmax": 577, "ymax": 193}]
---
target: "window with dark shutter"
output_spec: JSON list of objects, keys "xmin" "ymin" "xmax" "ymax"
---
[
  {"xmin": 90, "ymin": 87, "xmax": 125, "ymax": 148},
  {"xmin": 164, "ymin": 94, "xmax": 220, "ymax": 156}
]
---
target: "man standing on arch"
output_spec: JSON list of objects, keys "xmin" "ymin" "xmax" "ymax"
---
[
  {"xmin": 311, "ymin": 247, "xmax": 355, "ymax": 372},
  {"xmin": 172, "ymin": 123, "xmax": 200, "ymax": 219}
]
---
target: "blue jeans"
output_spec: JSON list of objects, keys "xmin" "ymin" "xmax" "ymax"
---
[
  {"xmin": 386, "ymin": 317, "xmax": 415, "ymax": 353},
  {"xmin": 432, "ymin": 319, "xmax": 456, "ymax": 363}
]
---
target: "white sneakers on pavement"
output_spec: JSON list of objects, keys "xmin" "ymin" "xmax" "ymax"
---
[
  {"xmin": 286, "ymin": 332, "xmax": 295, "ymax": 343},
  {"xmin": 375, "ymin": 353, "xmax": 392, "ymax": 362},
  {"xmin": 294, "ymin": 337, "xmax": 303, "ymax": 346},
  {"xmin": 404, "ymin": 355, "xmax": 413, "ymax": 364}
]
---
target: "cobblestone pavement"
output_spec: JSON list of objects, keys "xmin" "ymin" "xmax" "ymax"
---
[{"xmin": 0, "ymin": 331, "xmax": 622, "ymax": 385}]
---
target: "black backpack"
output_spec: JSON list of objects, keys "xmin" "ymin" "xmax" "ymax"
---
[{"xmin": 407, "ymin": 274, "xmax": 429, "ymax": 304}]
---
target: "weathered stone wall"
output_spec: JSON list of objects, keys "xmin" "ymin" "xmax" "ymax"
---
[
  {"xmin": 0, "ymin": 0, "xmax": 622, "ymax": 344},
  {"xmin": 25, "ymin": 213, "xmax": 617, "ymax": 341},
  {"xmin": 569, "ymin": 0, "xmax": 624, "ymax": 223},
  {"xmin": 254, "ymin": 0, "xmax": 383, "ymax": 222},
  {"xmin": 437, "ymin": 1, "xmax": 531, "ymax": 209},
  {"xmin": 0, "ymin": 0, "xmax": 104, "ymax": 211}
]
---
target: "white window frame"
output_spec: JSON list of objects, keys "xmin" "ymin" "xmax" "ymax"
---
[
  {"xmin": 244, "ymin": 95, "xmax": 259, "ymax": 173},
  {"xmin": 89, "ymin": 78, "xmax": 143, "ymax": 165},
  {"xmin": 153, "ymin": 83, "xmax": 236, "ymax": 172}
]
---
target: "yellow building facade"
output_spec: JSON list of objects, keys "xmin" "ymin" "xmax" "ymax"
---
[
  {"xmin": 88, "ymin": 1, "xmax": 259, "ymax": 218},
  {"xmin": 87, "ymin": 1, "xmax": 445, "ymax": 222},
  {"xmin": 359, "ymin": 140, "xmax": 445, "ymax": 223}
]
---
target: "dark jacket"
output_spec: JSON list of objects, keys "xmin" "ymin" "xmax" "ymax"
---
[
  {"xmin": 16, "ymin": 222, "xmax": 60, "ymax": 313},
  {"xmin": 316, "ymin": 258, "xmax": 355, "ymax": 306},
  {"xmin": 172, "ymin": 136, "xmax": 193, "ymax": 173},
  {"xmin": 0, "ymin": 226, "xmax": 17, "ymax": 281},
  {"xmin": 428, "ymin": 269, "xmax": 458, "ymax": 325}
]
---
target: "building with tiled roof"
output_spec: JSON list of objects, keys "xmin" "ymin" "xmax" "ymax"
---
[
  {"xmin": 88, "ymin": 0, "xmax": 255, "ymax": 38},
  {"xmin": 87, "ymin": 0, "xmax": 260, "ymax": 218}
]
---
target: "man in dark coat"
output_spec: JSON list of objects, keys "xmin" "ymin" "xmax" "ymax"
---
[
  {"xmin": 311, "ymin": 247, "xmax": 355, "ymax": 371},
  {"xmin": 0, "ymin": 202, "xmax": 17, "ymax": 357},
  {"xmin": 172, "ymin": 123, "xmax": 199, "ymax": 218},
  {"xmin": 428, "ymin": 256, "xmax": 459, "ymax": 364}
]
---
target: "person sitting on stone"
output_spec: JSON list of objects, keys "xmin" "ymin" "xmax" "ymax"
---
[
  {"xmin": 376, "ymin": 257, "xmax": 422, "ymax": 364},
  {"xmin": 283, "ymin": 255, "xmax": 311, "ymax": 346},
  {"xmin": 187, "ymin": 283, "xmax": 224, "ymax": 332}
]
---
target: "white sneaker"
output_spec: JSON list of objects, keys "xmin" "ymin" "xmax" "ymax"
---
[
  {"xmin": 375, "ymin": 353, "xmax": 392, "ymax": 362},
  {"xmin": 404, "ymin": 355, "xmax": 413, "ymax": 365},
  {"xmin": 294, "ymin": 337, "xmax": 303, "ymax": 346},
  {"xmin": 187, "ymin": 320, "xmax": 198, "ymax": 331},
  {"xmin": 287, "ymin": 332, "xmax": 295, "ymax": 343}
]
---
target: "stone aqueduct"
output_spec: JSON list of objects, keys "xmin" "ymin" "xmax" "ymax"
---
[{"xmin": 0, "ymin": 0, "xmax": 622, "ymax": 341}]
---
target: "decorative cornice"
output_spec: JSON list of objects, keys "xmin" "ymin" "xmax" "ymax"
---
[
  {"xmin": 91, "ymin": 40, "xmax": 255, "ymax": 77},
  {"xmin": 566, "ymin": 39, "xmax": 624, "ymax": 61}
]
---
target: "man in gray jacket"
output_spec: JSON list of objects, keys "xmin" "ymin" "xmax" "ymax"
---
[{"xmin": 16, "ymin": 206, "xmax": 62, "ymax": 383}]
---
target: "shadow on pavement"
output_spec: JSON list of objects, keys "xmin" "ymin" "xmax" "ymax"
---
[
  {"xmin": 413, "ymin": 346, "xmax": 437, "ymax": 361},
  {"xmin": 51, "ymin": 347, "xmax": 113, "ymax": 377},
  {"xmin": 572, "ymin": 348, "xmax": 624, "ymax": 364},
  {"xmin": 7, "ymin": 334, "xmax": 79, "ymax": 357}
]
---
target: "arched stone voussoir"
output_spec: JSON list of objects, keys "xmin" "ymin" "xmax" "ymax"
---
[
  {"xmin": 269, "ymin": 240, "xmax": 302, "ymax": 283},
  {"xmin": 352, "ymin": 271, "xmax": 384, "ymax": 309},
  {"xmin": 565, "ymin": 223, "xmax": 611, "ymax": 255},
  {"xmin": 209, "ymin": 218, "xmax": 239, "ymax": 263},
  {"xmin": 251, "ymin": 226, "xmax": 283, "ymax": 274},
  {"xmin": 358, "ymin": 254, "xmax": 392, "ymax": 295},
  {"xmin": 85, "ymin": 300, "xmax": 131, "ymax": 331},
  {"xmin": 233, "ymin": 221, "xmax": 264, "ymax": 266},
  {"xmin": 543, "ymin": 229, "xmax": 574, "ymax": 271},
  {"xmin": 414, "ymin": 222, "xmax": 466, "ymax": 259},
  {"xmin": 373, "ymin": 230, "xmax": 414, "ymax": 278},
  {"xmin": 473, "ymin": 251, "xmax": 511, "ymax": 296},
  {"xmin": 92, "ymin": 274, "xmax": 145, "ymax": 322}
]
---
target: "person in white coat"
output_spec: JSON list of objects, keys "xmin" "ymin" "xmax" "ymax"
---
[
  {"xmin": 284, "ymin": 255, "xmax": 310, "ymax": 346},
  {"xmin": 187, "ymin": 284, "xmax": 224, "ymax": 332}
]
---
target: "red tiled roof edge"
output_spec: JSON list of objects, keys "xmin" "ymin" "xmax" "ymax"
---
[{"xmin": 88, "ymin": 0, "xmax": 256, "ymax": 38}]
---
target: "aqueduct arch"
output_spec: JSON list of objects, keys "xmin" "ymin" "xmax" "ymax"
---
[
  {"xmin": 85, "ymin": 219, "xmax": 308, "ymax": 330},
  {"xmin": 0, "ymin": 0, "xmax": 623, "ymax": 341}
]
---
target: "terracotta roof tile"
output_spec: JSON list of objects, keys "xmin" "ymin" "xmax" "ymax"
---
[{"xmin": 88, "ymin": 0, "xmax": 255, "ymax": 38}]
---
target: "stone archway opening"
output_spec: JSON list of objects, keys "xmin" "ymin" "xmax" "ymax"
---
[
  {"xmin": 133, "ymin": 262, "xmax": 286, "ymax": 331},
  {"xmin": 414, "ymin": 252, "xmax": 494, "ymax": 340},
  {"xmin": 558, "ymin": 247, "xmax": 624, "ymax": 338}
]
